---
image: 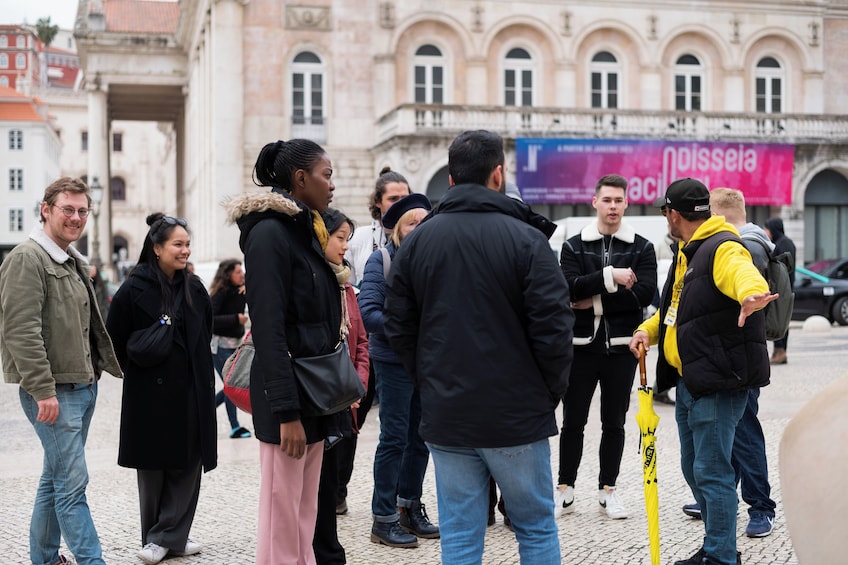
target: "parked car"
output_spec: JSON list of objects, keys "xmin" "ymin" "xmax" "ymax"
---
[{"xmin": 792, "ymin": 258, "xmax": 848, "ymax": 325}]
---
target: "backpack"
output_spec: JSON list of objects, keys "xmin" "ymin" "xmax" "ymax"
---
[{"xmin": 743, "ymin": 237, "xmax": 794, "ymax": 341}]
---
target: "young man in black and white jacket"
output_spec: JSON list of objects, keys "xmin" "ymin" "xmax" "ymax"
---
[{"xmin": 556, "ymin": 174, "xmax": 657, "ymax": 520}]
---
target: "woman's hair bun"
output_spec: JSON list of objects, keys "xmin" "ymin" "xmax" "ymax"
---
[
  {"xmin": 146, "ymin": 212, "xmax": 165, "ymax": 227},
  {"xmin": 379, "ymin": 166, "xmax": 392, "ymax": 176}
]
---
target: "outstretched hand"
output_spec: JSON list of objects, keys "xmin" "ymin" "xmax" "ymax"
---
[{"xmin": 739, "ymin": 292, "xmax": 779, "ymax": 327}]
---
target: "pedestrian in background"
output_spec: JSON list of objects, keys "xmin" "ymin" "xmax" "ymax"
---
[
  {"xmin": 313, "ymin": 208, "xmax": 370, "ymax": 564},
  {"xmin": 360, "ymin": 192, "xmax": 439, "ymax": 549},
  {"xmin": 209, "ymin": 258, "xmax": 251, "ymax": 439},
  {"xmin": 764, "ymin": 217, "xmax": 796, "ymax": 364},
  {"xmin": 226, "ymin": 138, "xmax": 341, "ymax": 565},
  {"xmin": 630, "ymin": 178, "xmax": 776, "ymax": 565},
  {"xmin": 384, "ymin": 130, "xmax": 574, "ymax": 564},
  {"xmin": 556, "ymin": 174, "xmax": 657, "ymax": 520},
  {"xmin": 1, "ymin": 177, "xmax": 122, "ymax": 565},
  {"xmin": 106, "ymin": 213, "xmax": 217, "ymax": 565},
  {"xmin": 346, "ymin": 167, "xmax": 411, "ymax": 286}
]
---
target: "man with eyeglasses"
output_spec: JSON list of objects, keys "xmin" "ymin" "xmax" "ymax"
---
[{"xmin": 0, "ymin": 177, "xmax": 122, "ymax": 565}]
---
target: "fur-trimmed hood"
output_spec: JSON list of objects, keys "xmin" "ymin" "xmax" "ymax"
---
[
  {"xmin": 224, "ymin": 189, "xmax": 301, "ymax": 224},
  {"xmin": 579, "ymin": 219, "xmax": 637, "ymax": 243}
]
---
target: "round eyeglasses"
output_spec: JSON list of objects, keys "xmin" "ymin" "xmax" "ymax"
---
[{"xmin": 52, "ymin": 205, "xmax": 90, "ymax": 219}]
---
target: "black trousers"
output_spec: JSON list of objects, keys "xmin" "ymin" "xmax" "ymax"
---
[
  {"xmin": 558, "ymin": 351, "xmax": 637, "ymax": 490},
  {"xmin": 314, "ymin": 444, "xmax": 345, "ymax": 564},
  {"xmin": 137, "ymin": 459, "xmax": 202, "ymax": 550}
]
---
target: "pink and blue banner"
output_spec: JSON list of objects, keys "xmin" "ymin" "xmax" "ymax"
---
[{"xmin": 515, "ymin": 138, "xmax": 795, "ymax": 205}]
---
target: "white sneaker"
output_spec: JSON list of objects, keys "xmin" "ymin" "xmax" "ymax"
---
[
  {"xmin": 172, "ymin": 538, "xmax": 203, "ymax": 556},
  {"xmin": 554, "ymin": 484, "xmax": 575, "ymax": 517},
  {"xmin": 137, "ymin": 543, "xmax": 168, "ymax": 564},
  {"xmin": 598, "ymin": 485, "xmax": 629, "ymax": 519}
]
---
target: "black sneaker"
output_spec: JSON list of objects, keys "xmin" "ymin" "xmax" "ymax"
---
[
  {"xmin": 399, "ymin": 501, "xmax": 440, "ymax": 539},
  {"xmin": 370, "ymin": 520, "xmax": 419, "ymax": 548},
  {"xmin": 673, "ymin": 547, "xmax": 742, "ymax": 565}
]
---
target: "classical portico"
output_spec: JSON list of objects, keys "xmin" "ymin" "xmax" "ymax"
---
[{"xmin": 75, "ymin": 0, "xmax": 246, "ymax": 266}]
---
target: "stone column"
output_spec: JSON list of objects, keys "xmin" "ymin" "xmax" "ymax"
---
[
  {"xmin": 87, "ymin": 79, "xmax": 109, "ymax": 271},
  {"xmin": 209, "ymin": 0, "xmax": 246, "ymax": 261}
]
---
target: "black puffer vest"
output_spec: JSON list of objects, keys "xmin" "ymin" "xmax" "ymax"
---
[{"xmin": 676, "ymin": 232, "xmax": 769, "ymax": 398}]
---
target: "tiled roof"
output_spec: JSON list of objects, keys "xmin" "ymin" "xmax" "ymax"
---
[
  {"xmin": 0, "ymin": 85, "xmax": 46, "ymax": 122},
  {"xmin": 105, "ymin": 0, "xmax": 179, "ymax": 34}
]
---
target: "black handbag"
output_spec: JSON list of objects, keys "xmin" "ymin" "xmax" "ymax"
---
[
  {"xmin": 126, "ymin": 287, "xmax": 183, "ymax": 368},
  {"xmin": 126, "ymin": 314, "xmax": 175, "ymax": 367},
  {"xmin": 292, "ymin": 341, "xmax": 366, "ymax": 417}
]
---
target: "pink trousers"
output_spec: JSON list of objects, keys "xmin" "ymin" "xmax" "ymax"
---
[{"xmin": 256, "ymin": 441, "xmax": 324, "ymax": 565}]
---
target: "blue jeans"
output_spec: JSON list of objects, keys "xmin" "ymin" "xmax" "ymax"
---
[
  {"xmin": 213, "ymin": 346, "xmax": 240, "ymax": 429},
  {"xmin": 731, "ymin": 388, "xmax": 776, "ymax": 518},
  {"xmin": 371, "ymin": 360, "xmax": 430, "ymax": 521},
  {"xmin": 676, "ymin": 379, "xmax": 747, "ymax": 565},
  {"xmin": 428, "ymin": 440, "xmax": 560, "ymax": 565},
  {"xmin": 19, "ymin": 382, "xmax": 105, "ymax": 565}
]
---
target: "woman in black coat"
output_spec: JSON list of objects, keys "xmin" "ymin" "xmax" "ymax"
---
[
  {"xmin": 225, "ymin": 139, "xmax": 344, "ymax": 565},
  {"xmin": 106, "ymin": 213, "xmax": 216, "ymax": 565},
  {"xmin": 209, "ymin": 258, "xmax": 250, "ymax": 438}
]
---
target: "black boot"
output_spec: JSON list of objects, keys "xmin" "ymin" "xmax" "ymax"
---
[
  {"xmin": 398, "ymin": 501, "xmax": 440, "ymax": 539},
  {"xmin": 370, "ymin": 520, "xmax": 419, "ymax": 548}
]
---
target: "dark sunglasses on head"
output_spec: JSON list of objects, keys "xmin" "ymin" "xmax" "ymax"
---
[{"xmin": 161, "ymin": 216, "xmax": 187, "ymax": 227}]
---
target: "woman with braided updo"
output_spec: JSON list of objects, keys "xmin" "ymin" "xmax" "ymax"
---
[{"xmin": 225, "ymin": 139, "xmax": 343, "ymax": 564}]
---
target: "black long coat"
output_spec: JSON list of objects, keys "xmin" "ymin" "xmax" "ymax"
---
[{"xmin": 106, "ymin": 264, "xmax": 217, "ymax": 472}]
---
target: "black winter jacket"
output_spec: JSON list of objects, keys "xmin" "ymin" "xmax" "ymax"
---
[
  {"xmin": 211, "ymin": 284, "xmax": 246, "ymax": 339},
  {"xmin": 384, "ymin": 184, "xmax": 575, "ymax": 448},
  {"xmin": 226, "ymin": 189, "xmax": 345, "ymax": 445},
  {"xmin": 560, "ymin": 221, "xmax": 656, "ymax": 354},
  {"xmin": 106, "ymin": 265, "xmax": 217, "ymax": 472}
]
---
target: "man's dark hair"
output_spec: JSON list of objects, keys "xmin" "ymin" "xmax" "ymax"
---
[
  {"xmin": 595, "ymin": 174, "xmax": 627, "ymax": 194},
  {"xmin": 448, "ymin": 130, "xmax": 505, "ymax": 187},
  {"xmin": 678, "ymin": 210, "xmax": 712, "ymax": 222}
]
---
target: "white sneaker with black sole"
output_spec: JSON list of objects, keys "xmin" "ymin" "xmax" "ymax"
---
[
  {"xmin": 554, "ymin": 484, "xmax": 575, "ymax": 517},
  {"xmin": 598, "ymin": 485, "xmax": 629, "ymax": 519}
]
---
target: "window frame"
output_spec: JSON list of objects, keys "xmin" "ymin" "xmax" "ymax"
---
[
  {"xmin": 290, "ymin": 51, "xmax": 326, "ymax": 128},
  {"xmin": 755, "ymin": 56, "xmax": 784, "ymax": 114},
  {"xmin": 590, "ymin": 51, "xmax": 620, "ymax": 109},
  {"xmin": 15, "ymin": 53, "xmax": 25, "ymax": 69},
  {"xmin": 413, "ymin": 44, "xmax": 447, "ymax": 105},
  {"xmin": 8, "ymin": 129, "xmax": 22, "ymax": 150},
  {"xmin": 8, "ymin": 168, "xmax": 23, "ymax": 191},
  {"xmin": 503, "ymin": 47, "xmax": 535, "ymax": 108},
  {"xmin": 9, "ymin": 208, "xmax": 24, "ymax": 233},
  {"xmin": 673, "ymin": 54, "xmax": 704, "ymax": 112}
]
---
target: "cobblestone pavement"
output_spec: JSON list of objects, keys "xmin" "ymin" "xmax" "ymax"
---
[{"xmin": 1, "ymin": 321, "xmax": 841, "ymax": 564}]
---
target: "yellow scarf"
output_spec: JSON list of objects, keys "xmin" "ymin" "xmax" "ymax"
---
[{"xmin": 312, "ymin": 210, "xmax": 329, "ymax": 251}]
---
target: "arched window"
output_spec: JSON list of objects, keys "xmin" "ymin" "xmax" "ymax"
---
[
  {"xmin": 16, "ymin": 53, "xmax": 25, "ymax": 69},
  {"xmin": 0, "ymin": 54, "xmax": 8, "ymax": 68},
  {"xmin": 590, "ymin": 51, "xmax": 619, "ymax": 109},
  {"xmin": 674, "ymin": 54, "xmax": 702, "ymax": 111},
  {"xmin": 0, "ymin": 76, "xmax": 8, "ymax": 87},
  {"xmin": 504, "ymin": 47, "xmax": 534, "ymax": 107},
  {"xmin": 756, "ymin": 57, "xmax": 783, "ymax": 113},
  {"xmin": 0, "ymin": 36, "xmax": 7, "ymax": 48},
  {"xmin": 291, "ymin": 51, "xmax": 326, "ymax": 141},
  {"xmin": 414, "ymin": 44, "xmax": 444, "ymax": 104},
  {"xmin": 16, "ymin": 35, "xmax": 25, "ymax": 48},
  {"xmin": 111, "ymin": 176, "xmax": 126, "ymax": 201}
]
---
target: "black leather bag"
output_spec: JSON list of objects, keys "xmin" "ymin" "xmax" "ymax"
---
[
  {"xmin": 126, "ymin": 314, "xmax": 175, "ymax": 368},
  {"xmin": 126, "ymin": 287, "xmax": 183, "ymax": 368},
  {"xmin": 292, "ymin": 341, "xmax": 366, "ymax": 417}
]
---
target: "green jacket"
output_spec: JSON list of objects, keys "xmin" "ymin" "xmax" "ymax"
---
[{"xmin": 0, "ymin": 229, "xmax": 122, "ymax": 400}]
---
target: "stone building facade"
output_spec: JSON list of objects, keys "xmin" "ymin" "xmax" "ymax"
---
[{"xmin": 74, "ymin": 0, "xmax": 848, "ymax": 267}]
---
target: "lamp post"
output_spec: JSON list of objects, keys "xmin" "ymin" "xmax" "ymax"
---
[{"xmin": 89, "ymin": 176, "xmax": 104, "ymax": 268}]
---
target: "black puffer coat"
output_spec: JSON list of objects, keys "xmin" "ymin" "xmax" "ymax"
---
[
  {"xmin": 225, "ymin": 188, "xmax": 345, "ymax": 445},
  {"xmin": 384, "ymin": 184, "xmax": 574, "ymax": 448},
  {"xmin": 106, "ymin": 265, "xmax": 217, "ymax": 472}
]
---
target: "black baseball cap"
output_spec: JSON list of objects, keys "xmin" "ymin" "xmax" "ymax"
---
[{"xmin": 662, "ymin": 178, "xmax": 710, "ymax": 213}]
